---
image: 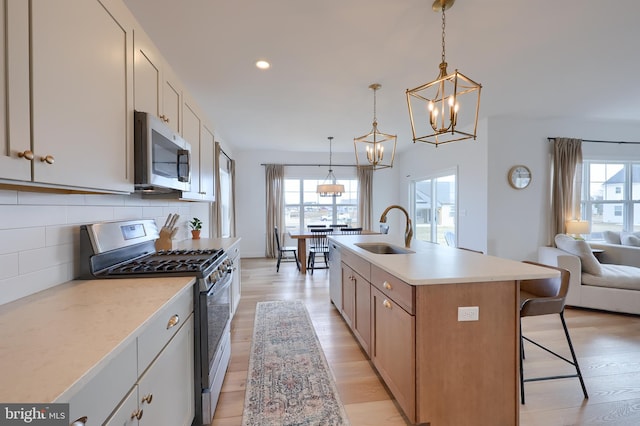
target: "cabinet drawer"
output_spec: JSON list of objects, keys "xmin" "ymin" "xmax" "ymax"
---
[
  {"xmin": 138, "ymin": 286, "xmax": 193, "ymax": 375},
  {"xmin": 371, "ymin": 265, "xmax": 415, "ymax": 314},
  {"xmin": 67, "ymin": 337, "xmax": 137, "ymax": 426},
  {"xmin": 342, "ymin": 249, "xmax": 371, "ymax": 281}
]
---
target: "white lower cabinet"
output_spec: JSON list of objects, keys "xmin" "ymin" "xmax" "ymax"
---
[
  {"xmin": 103, "ymin": 314, "xmax": 194, "ymax": 426},
  {"xmin": 137, "ymin": 313, "xmax": 194, "ymax": 425},
  {"xmin": 103, "ymin": 386, "xmax": 139, "ymax": 426},
  {"xmin": 66, "ymin": 286, "xmax": 195, "ymax": 426}
]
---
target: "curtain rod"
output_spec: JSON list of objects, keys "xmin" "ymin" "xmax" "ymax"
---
[
  {"xmin": 260, "ymin": 163, "xmax": 357, "ymax": 167},
  {"xmin": 547, "ymin": 137, "xmax": 640, "ymax": 145}
]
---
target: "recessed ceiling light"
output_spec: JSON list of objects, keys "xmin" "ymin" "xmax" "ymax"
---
[{"xmin": 256, "ymin": 60, "xmax": 270, "ymax": 70}]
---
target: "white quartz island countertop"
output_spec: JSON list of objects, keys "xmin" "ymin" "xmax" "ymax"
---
[{"xmin": 329, "ymin": 234, "xmax": 558, "ymax": 285}]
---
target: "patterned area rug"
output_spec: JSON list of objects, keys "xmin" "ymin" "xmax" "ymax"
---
[{"xmin": 242, "ymin": 300, "xmax": 350, "ymax": 425}]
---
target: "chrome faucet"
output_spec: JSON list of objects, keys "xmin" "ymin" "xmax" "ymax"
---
[{"xmin": 379, "ymin": 205, "xmax": 413, "ymax": 248}]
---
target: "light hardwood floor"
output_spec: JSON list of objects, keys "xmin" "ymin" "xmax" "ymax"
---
[{"xmin": 212, "ymin": 258, "xmax": 640, "ymax": 425}]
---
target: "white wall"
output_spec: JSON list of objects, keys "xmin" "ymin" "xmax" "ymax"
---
[
  {"xmin": 396, "ymin": 120, "xmax": 489, "ymax": 253},
  {"xmin": 486, "ymin": 117, "xmax": 640, "ymax": 261},
  {"xmin": 0, "ymin": 190, "xmax": 210, "ymax": 305}
]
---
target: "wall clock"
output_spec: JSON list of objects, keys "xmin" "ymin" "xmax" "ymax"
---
[{"xmin": 508, "ymin": 165, "xmax": 531, "ymax": 189}]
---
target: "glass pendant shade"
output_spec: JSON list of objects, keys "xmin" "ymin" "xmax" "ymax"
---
[
  {"xmin": 406, "ymin": 0, "xmax": 482, "ymax": 146},
  {"xmin": 354, "ymin": 84, "xmax": 397, "ymax": 170}
]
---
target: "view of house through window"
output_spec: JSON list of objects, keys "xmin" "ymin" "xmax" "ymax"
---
[
  {"xmin": 580, "ymin": 161, "xmax": 640, "ymax": 239},
  {"xmin": 284, "ymin": 178, "xmax": 358, "ymax": 231},
  {"xmin": 411, "ymin": 171, "xmax": 457, "ymax": 245}
]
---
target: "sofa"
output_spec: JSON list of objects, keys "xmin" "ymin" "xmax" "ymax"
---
[{"xmin": 538, "ymin": 233, "xmax": 640, "ymax": 315}]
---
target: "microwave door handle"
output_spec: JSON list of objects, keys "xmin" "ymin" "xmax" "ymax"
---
[{"xmin": 177, "ymin": 149, "xmax": 190, "ymax": 183}]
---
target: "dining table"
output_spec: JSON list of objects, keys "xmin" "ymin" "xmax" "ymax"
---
[{"xmin": 288, "ymin": 228, "xmax": 378, "ymax": 274}]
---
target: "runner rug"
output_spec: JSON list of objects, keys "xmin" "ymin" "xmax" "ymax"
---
[{"xmin": 242, "ymin": 300, "xmax": 350, "ymax": 425}]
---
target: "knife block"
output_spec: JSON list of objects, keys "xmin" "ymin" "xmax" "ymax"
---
[{"xmin": 155, "ymin": 232, "xmax": 174, "ymax": 251}]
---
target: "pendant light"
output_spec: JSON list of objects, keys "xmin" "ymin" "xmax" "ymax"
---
[
  {"xmin": 317, "ymin": 136, "xmax": 345, "ymax": 197},
  {"xmin": 354, "ymin": 83, "xmax": 397, "ymax": 170},
  {"xmin": 406, "ymin": 0, "xmax": 482, "ymax": 146}
]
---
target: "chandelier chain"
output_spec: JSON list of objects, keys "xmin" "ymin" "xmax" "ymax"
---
[
  {"xmin": 441, "ymin": 5, "xmax": 446, "ymax": 64},
  {"xmin": 373, "ymin": 86, "xmax": 377, "ymax": 123}
]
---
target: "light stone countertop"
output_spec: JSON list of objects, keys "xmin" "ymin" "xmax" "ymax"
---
[
  {"xmin": 0, "ymin": 273, "xmax": 195, "ymax": 404},
  {"xmin": 0, "ymin": 237, "xmax": 240, "ymax": 404},
  {"xmin": 329, "ymin": 234, "xmax": 558, "ymax": 285}
]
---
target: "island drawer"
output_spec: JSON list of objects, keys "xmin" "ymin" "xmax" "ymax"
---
[
  {"xmin": 137, "ymin": 285, "xmax": 193, "ymax": 375},
  {"xmin": 342, "ymin": 249, "xmax": 371, "ymax": 281},
  {"xmin": 371, "ymin": 265, "xmax": 415, "ymax": 314}
]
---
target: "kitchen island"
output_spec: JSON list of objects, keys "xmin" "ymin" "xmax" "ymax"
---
[{"xmin": 328, "ymin": 234, "xmax": 558, "ymax": 426}]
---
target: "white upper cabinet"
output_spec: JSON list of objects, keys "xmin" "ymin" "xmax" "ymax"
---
[
  {"xmin": 0, "ymin": 1, "xmax": 35, "ymax": 182},
  {"xmin": 29, "ymin": 0, "xmax": 134, "ymax": 193},
  {"xmin": 180, "ymin": 94, "xmax": 215, "ymax": 202},
  {"xmin": 134, "ymin": 30, "xmax": 182, "ymax": 134}
]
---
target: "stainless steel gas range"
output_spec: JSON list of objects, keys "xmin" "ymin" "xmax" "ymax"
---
[{"xmin": 79, "ymin": 219, "xmax": 232, "ymax": 426}]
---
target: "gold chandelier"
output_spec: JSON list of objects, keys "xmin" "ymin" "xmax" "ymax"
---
[
  {"xmin": 406, "ymin": 0, "xmax": 481, "ymax": 146},
  {"xmin": 354, "ymin": 83, "xmax": 397, "ymax": 170},
  {"xmin": 317, "ymin": 136, "xmax": 345, "ymax": 197}
]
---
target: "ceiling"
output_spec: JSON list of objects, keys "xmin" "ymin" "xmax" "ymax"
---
[{"xmin": 123, "ymin": 0, "xmax": 640, "ymax": 154}]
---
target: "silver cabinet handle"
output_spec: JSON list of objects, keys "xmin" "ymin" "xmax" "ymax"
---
[
  {"xmin": 166, "ymin": 314, "xmax": 180, "ymax": 329},
  {"xmin": 142, "ymin": 393, "xmax": 153, "ymax": 404}
]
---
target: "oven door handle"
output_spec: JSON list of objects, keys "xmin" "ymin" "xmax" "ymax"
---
[{"xmin": 206, "ymin": 270, "xmax": 232, "ymax": 297}]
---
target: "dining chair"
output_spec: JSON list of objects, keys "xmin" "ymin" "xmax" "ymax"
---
[
  {"xmin": 340, "ymin": 227, "xmax": 362, "ymax": 235},
  {"xmin": 519, "ymin": 261, "xmax": 588, "ymax": 404},
  {"xmin": 307, "ymin": 229, "xmax": 331, "ymax": 274},
  {"xmin": 274, "ymin": 226, "xmax": 300, "ymax": 272}
]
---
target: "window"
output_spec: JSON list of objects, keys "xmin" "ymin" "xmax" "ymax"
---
[
  {"xmin": 410, "ymin": 170, "xmax": 457, "ymax": 245},
  {"xmin": 580, "ymin": 161, "xmax": 640, "ymax": 238},
  {"xmin": 284, "ymin": 178, "xmax": 358, "ymax": 231}
]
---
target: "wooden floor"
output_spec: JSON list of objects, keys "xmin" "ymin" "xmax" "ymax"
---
[{"xmin": 212, "ymin": 258, "xmax": 640, "ymax": 425}]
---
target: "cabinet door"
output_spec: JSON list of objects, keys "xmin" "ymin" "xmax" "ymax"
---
[
  {"xmin": 0, "ymin": 0, "xmax": 31, "ymax": 181},
  {"xmin": 103, "ymin": 385, "xmax": 139, "ymax": 426},
  {"xmin": 180, "ymin": 99, "xmax": 202, "ymax": 200},
  {"xmin": 199, "ymin": 125, "xmax": 215, "ymax": 201},
  {"xmin": 31, "ymin": 0, "xmax": 133, "ymax": 192},
  {"xmin": 138, "ymin": 314, "xmax": 194, "ymax": 426},
  {"xmin": 341, "ymin": 263, "xmax": 355, "ymax": 328},
  {"xmin": 354, "ymin": 275, "xmax": 371, "ymax": 354},
  {"xmin": 134, "ymin": 31, "xmax": 161, "ymax": 118},
  {"xmin": 229, "ymin": 244, "xmax": 241, "ymax": 317},
  {"xmin": 162, "ymin": 65, "xmax": 182, "ymax": 134},
  {"xmin": 371, "ymin": 287, "xmax": 416, "ymax": 422}
]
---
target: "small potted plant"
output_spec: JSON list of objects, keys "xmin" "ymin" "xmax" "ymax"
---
[{"xmin": 189, "ymin": 217, "xmax": 202, "ymax": 239}]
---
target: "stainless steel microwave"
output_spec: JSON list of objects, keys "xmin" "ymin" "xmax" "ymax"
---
[{"xmin": 134, "ymin": 111, "xmax": 191, "ymax": 192}]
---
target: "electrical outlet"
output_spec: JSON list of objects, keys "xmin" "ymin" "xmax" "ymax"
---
[{"xmin": 458, "ymin": 306, "xmax": 479, "ymax": 321}]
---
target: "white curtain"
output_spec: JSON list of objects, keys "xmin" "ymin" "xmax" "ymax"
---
[
  {"xmin": 357, "ymin": 167, "xmax": 373, "ymax": 230},
  {"xmin": 550, "ymin": 138, "xmax": 583, "ymax": 243},
  {"xmin": 265, "ymin": 164, "xmax": 284, "ymax": 257}
]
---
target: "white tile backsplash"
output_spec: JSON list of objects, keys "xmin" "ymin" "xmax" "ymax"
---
[
  {"xmin": 0, "ymin": 228, "xmax": 46, "ymax": 255},
  {"xmin": 19, "ymin": 244, "xmax": 74, "ymax": 275},
  {"xmin": 0, "ymin": 189, "xmax": 210, "ymax": 306},
  {"xmin": 0, "ymin": 254, "xmax": 19, "ymax": 280}
]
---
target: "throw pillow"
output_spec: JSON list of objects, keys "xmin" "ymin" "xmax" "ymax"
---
[
  {"xmin": 621, "ymin": 234, "xmax": 640, "ymax": 247},
  {"xmin": 603, "ymin": 230, "xmax": 621, "ymax": 244},
  {"xmin": 555, "ymin": 234, "xmax": 602, "ymax": 276}
]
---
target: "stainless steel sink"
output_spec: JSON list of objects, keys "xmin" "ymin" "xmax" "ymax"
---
[{"xmin": 354, "ymin": 242, "xmax": 415, "ymax": 255}]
